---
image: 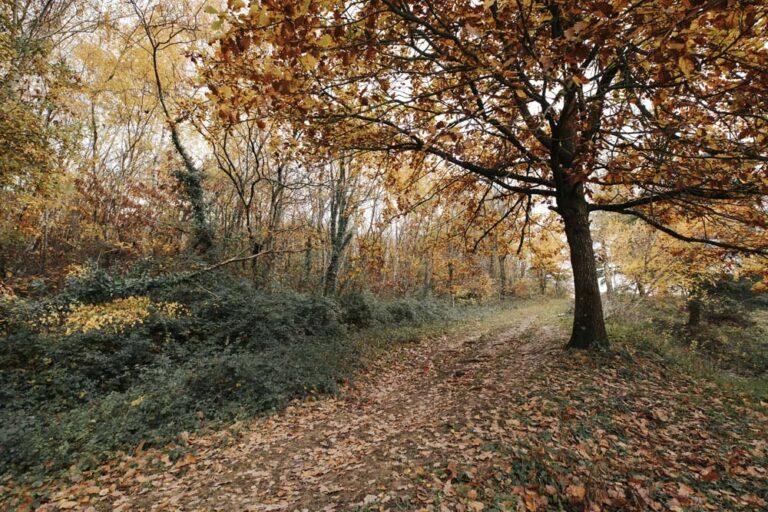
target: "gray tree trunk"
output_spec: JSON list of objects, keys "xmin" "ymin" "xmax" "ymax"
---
[{"xmin": 323, "ymin": 159, "xmax": 354, "ymax": 296}]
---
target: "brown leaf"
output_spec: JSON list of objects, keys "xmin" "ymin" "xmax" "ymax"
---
[
  {"xmin": 677, "ymin": 483, "xmax": 694, "ymax": 497},
  {"xmin": 651, "ymin": 408, "xmax": 669, "ymax": 422},
  {"xmin": 701, "ymin": 466, "xmax": 720, "ymax": 482},
  {"xmin": 174, "ymin": 452, "xmax": 196, "ymax": 468},
  {"xmin": 566, "ymin": 484, "xmax": 586, "ymax": 502}
]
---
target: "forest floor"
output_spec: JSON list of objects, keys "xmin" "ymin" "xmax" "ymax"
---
[{"xmin": 7, "ymin": 301, "xmax": 768, "ymax": 512}]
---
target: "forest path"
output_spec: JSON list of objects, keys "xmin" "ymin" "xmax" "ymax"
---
[{"xmin": 44, "ymin": 301, "xmax": 566, "ymax": 511}]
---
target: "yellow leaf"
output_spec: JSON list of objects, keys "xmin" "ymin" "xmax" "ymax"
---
[
  {"xmin": 571, "ymin": 74, "xmax": 588, "ymax": 85},
  {"xmin": 301, "ymin": 54, "xmax": 318, "ymax": 70},
  {"xmin": 652, "ymin": 407, "xmax": 669, "ymax": 422},
  {"xmin": 175, "ymin": 452, "xmax": 197, "ymax": 467},
  {"xmin": 678, "ymin": 55, "xmax": 695, "ymax": 77},
  {"xmin": 317, "ymin": 34, "xmax": 334, "ymax": 48},
  {"xmin": 256, "ymin": 10, "xmax": 270, "ymax": 26},
  {"xmin": 566, "ymin": 484, "xmax": 586, "ymax": 502},
  {"xmin": 130, "ymin": 395, "xmax": 145, "ymax": 407}
]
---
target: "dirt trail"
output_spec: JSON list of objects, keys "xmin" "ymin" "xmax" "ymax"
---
[{"xmin": 58, "ymin": 302, "xmax": 561, "ymax": 511}]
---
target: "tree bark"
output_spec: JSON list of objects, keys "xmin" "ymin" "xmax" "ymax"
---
[
  {"xmin": 139, "ymin": 24, "xmax": 213, "ymax": 255},
  {"xmin": 559, "ymin": 186, "xmax": 609, "ymax": 349},
  {"xmin": 256, "ymin": 166, "xmax": 285, "ymax": 289},
  {"xmin": 604, "ymin": 262, "xmax": 614, "ymax": 298},
  {"xmin": 686, "ymin": 287, "xmax": 702, "ymax": 328},
  {"xmin": 302, "ymin": 236, "xmax": 313, "ymax": 290},
  {"xmin": 419, "ymin": 258, "xmax": 432, "ymax": 299},
  {"xmin": 687, "ymin": 294, "xmax": 702, "ymax": 328},
  {"xmin": 498, "ymin": 253, "xmax": 507, "ymax": 299},
  {"xmin": 322, "ymin": 159, "xmax": 354, "ymax": 296},
  {"xmin": 323, "ymin": 248, "xmax": 343, "ymax": 296}
]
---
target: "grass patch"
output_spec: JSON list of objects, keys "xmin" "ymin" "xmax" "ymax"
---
[
  {"xmin": 606, "ymin": 297, "xmax": 768, "ymax": 400},
  {"xmin": 352, "ymin": 300, "xmax": 533, "ymax": 362}
]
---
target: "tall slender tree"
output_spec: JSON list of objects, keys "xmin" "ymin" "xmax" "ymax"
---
[
  {"xmin": 323, "ymin": 157, "xmax": 356, "ymax": 296},
  {"xmin": 129, "ymin": 0, "xmax": 213, "ymax": 253}
]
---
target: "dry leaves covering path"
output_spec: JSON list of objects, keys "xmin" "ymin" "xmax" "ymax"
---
[{"xmin": 10, "ymin": 301, "xmax": 768, "ymax": 511}]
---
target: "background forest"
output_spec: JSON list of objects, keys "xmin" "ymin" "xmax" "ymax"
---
[
  {"xmin": 1, "ymin": 0, "xmax": 767, "ymax": 510},
  {"xmin": 0, "ymin": 0, "xmax": 576, "ymax": 476}
]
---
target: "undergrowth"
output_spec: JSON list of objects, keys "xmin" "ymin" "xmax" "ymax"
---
[
  {"xmin": 605, "ymin": 296, "xmax": 768, "ymax": 399},
  {"xmin": 0, "ymin": 265, "xmax": 465, "ymax": 479}
]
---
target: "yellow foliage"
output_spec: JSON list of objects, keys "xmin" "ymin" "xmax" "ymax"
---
[
  {"xmin": 63, "ymin": 296, "xmax": 152, "ymax": 335},
  {"xmin": 155, "ymin": 301, "xmax": 189, "ymax": 318},
  {"xmin": 456, "ymin": 272, "xmax": 496, "ymax": 301},
  {"xmin": 60, "ymin": 296, "xmax": 188, "ymax": 335},
  {"xmin": 130, "ymin": 395, "xmax": 146, "ymax": 407},
  {"xmin": 510, "ymin": 280, "xmax": 534, "ymax": 299},
  {"xmin": 64, "ymin": 264, "xmax": 90, "ymax": 279}
]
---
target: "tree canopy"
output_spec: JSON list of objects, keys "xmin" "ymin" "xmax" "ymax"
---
[{"xmin": 208, "ymin": 0, "xmax": 768, "ymax": 347}]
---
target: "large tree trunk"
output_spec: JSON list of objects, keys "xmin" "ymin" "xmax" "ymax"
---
[{"xmin": 559, "ymin": 187, "xmax": 609, "ymax": 350}]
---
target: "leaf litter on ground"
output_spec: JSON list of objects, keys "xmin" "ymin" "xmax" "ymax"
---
[{"xmin": 2, "ymin": 301, "xmax": 766, "ymax": 511}]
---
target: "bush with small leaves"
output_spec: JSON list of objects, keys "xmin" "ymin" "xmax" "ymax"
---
[{"xmin": 0, "ymin": 265, "xmax": 451, "ymax": 476}]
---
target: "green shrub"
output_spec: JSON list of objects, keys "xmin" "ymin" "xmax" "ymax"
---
[
  {"xmin": 385, "ymin": 297, "xmax": 443, "ymax": 325},
  {"xmin": 606, "ymin": 296, "xmax": 768, "ymax": 397},
  {"xmin": 194, "ymin": 291, "xmax": 345, "ymax": 350},
  {"xmin": 339, "ymin": 291, "xmax": 446, "ymax": 328},
  {"xmin": 338, "ymin": 291, "xmax": 392, "ymax": 327},
  {"xmin": 0, "ymin": 265, "xmax": 450, "ymax": 477},
  {"xmin": 0, "ymin": 333, "xmax": 357, "ymax": 475}
]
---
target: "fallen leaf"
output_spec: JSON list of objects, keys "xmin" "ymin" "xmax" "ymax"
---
[{"xmin": 566, "ymin": 484, "xmax": 586, "ymax": 502}]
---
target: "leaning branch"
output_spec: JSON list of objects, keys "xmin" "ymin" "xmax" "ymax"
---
[
  {"xmin": 184, "ymin": 249, "xmax": 304, "ymax": 280},
  {"xmin": 615, "ymin": 209, "xmax": 768, "ymax": 256},
  {"xmin": 589, "ymin": 185, "xmax": 759, "ymax": 213}
]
